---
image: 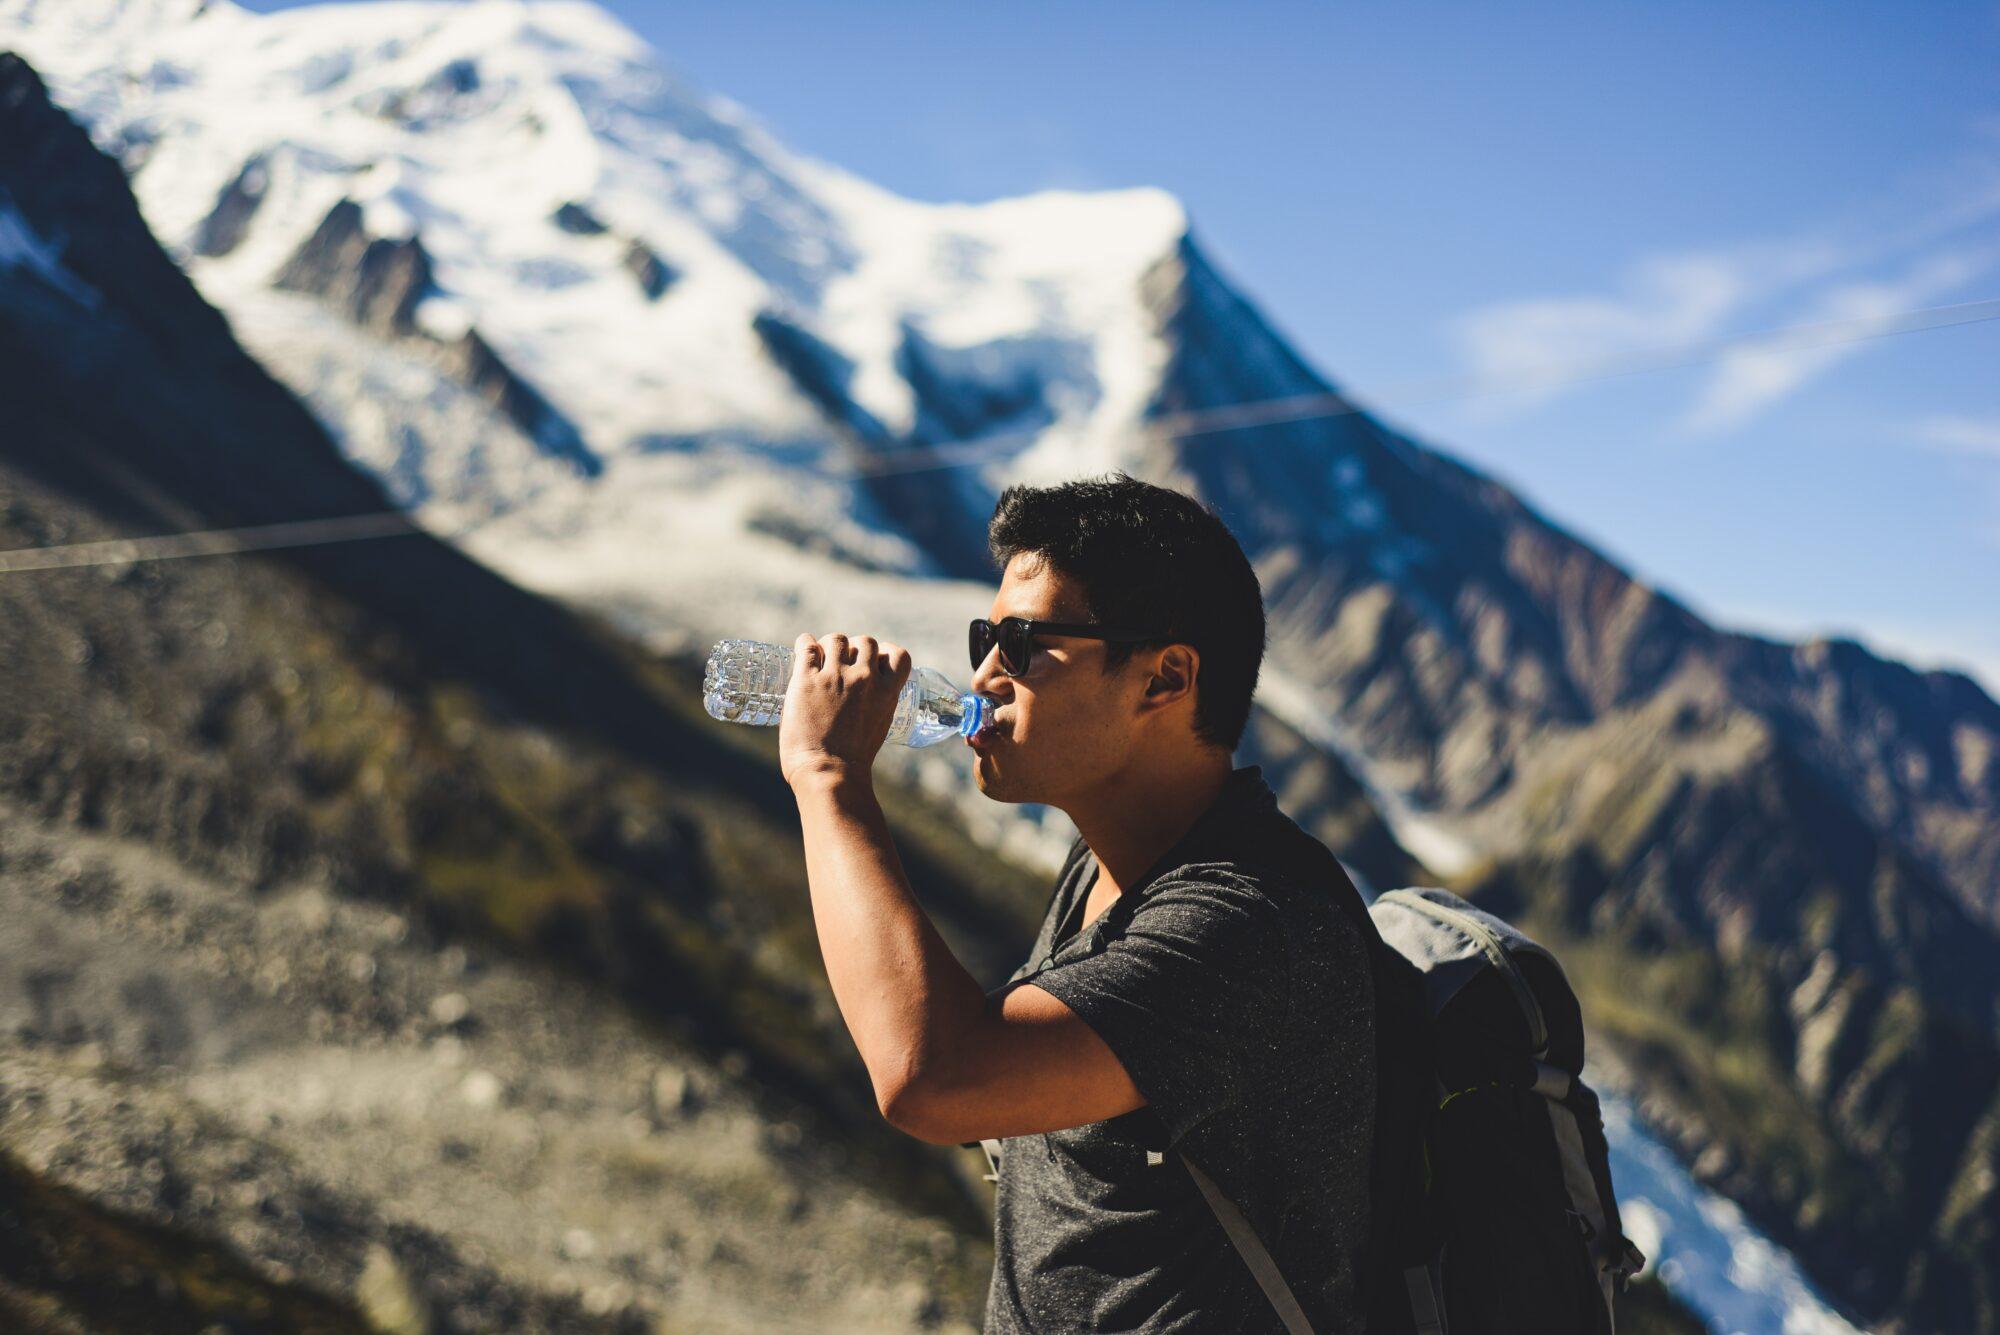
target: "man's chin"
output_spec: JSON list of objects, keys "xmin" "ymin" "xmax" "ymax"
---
[{"xmin": 970, "ymin": 758, "xmax": 1033, "ymax": 804}]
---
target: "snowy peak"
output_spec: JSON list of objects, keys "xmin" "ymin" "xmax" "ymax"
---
[
  {"xmin": 0, "ymin": 0, "xmax": 1191, "ymax": 476},
  {"xmin": 0, "ymin": 0, "xmax": 219, "ymax": 40},
  {"xmin": 1, "ymin": 0, "xmax": 1196, "ymax": 574}
]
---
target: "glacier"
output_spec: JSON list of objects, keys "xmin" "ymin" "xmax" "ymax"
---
[{"xmin": 1598, "ymin": 1088, "xmax": 1865, "ymax": 1335}]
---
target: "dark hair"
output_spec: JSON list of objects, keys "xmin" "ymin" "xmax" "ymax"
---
[{"xmin": 986, "ymin": 471, "xmax": 1265, "ymax": 753}]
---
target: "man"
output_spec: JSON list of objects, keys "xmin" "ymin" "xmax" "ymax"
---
[{"xmin": 780, "ymin": 473, "xmax": 1402, "ymax": 1333}]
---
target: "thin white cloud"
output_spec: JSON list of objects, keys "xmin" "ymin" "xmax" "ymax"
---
[
  {"xmin": 1448, "ymin": 252, "xmax": 1749, "ymax": 409},
  {"xmin": 1914, "ymin": 412, "xmax": 2000, "ymax": 459},
  {"xmin": 1680, "ymin": 246, "xmax": 1995, "ymax": 433},
  {"xmin": 1443, "ymin": 142, "xmax": 2000, "ymax": 429}
]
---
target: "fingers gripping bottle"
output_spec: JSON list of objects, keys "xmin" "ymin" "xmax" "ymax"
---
[{"xmin": 702, "ymin": 639, "xmax": 995, "ymax": 748}]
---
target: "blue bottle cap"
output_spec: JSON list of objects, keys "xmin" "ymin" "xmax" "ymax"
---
[{"xmin": 958, "ymin": 693, "xmax": 992, "ymax": 738}]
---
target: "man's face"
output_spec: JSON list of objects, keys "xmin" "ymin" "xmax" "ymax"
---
[{"xmin": 967, "ymin": 553, "xmax": 1145, "ymax": 806}]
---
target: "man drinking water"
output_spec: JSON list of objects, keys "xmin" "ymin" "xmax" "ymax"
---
[{"xmin": 780, "ymin": 472, "xmax": 1396, "ymax": 1333}]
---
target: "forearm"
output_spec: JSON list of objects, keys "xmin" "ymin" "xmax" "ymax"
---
[{"xmin": 790, "ymin": 768, "xmax": 988, "ymax": 1113}]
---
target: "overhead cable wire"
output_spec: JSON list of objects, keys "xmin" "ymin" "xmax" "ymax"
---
[
  {"xmin": 0, "ymin": 511, "xmax": 432, "ymax": 574},
  {"xmin": 1, "ymin": 294, "xmax": 1995, "ymax": 574}
]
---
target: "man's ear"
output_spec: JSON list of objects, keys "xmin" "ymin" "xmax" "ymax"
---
[{"xmin": 1141, "ymin": 644, "xmax": 1199, "ymax": 709}]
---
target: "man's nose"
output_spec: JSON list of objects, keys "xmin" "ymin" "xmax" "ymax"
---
[{"xmin": 971, "ymin": 644, "xmax": 1010, "ymax": 697}]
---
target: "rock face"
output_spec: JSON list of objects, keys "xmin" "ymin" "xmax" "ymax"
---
[
  {"xmin": 623, "ymin": 236, "xmax": 677, "ymax": 300},
  {"xmin": 433, "ymin": 323, "xmax": 603, "ymax": 478},
  {"xmin": 190, "ymin": 148, "xmax": 268, "ymax": 257},
  {"xmin": 273, "ymin": 196, "xmax": 436, "ymax": 335},
  {"xmin": 0, "ymin": 50, "xmax": 1057, "ymax": 1331},
  {"xmin": 750, "ymin": 308, "xmax": 1002, "ymax": 583},
  {"xmin": 272, "ymin": 196, "xmax": 602, "ymax": 479}
]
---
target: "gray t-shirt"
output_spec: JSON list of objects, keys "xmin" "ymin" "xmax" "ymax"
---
[{"xmin": 982, "ymin": 765, "xmax": 1380, "ymax": 1334}]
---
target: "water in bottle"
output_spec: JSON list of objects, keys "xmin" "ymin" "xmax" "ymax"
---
[{"xmin": 702, "ymin": 639, "xmax": 995, "ymax": 748}]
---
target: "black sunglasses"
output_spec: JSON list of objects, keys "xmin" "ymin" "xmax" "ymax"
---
[{"xmin": 969, "ymin": 616, "xmax": 1167, "ymax": 677}]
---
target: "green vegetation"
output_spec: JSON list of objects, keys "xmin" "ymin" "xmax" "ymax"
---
[
  {"xmin": 1539, "ymin": 923, "xmax": 1864, "ymax": 1226},
  {"xmin": 0, "ymin": 1149, "xmax": 373, "ymax": 1333}
]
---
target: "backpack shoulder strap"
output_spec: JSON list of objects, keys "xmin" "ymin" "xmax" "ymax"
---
[
  {"xmin": 1183, "ymin": 1147, "xmax": 1450, "ymax": 1335},
  {"xmin": 973, "ymin": 1139, "xmax": 1320, "ymax": 1327},
  {"xmin": 1179, "ymin": 1152, "xmax": 1318, "ymax": 1335}
]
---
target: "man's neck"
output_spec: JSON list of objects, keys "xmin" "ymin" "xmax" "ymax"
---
[{"xmin": 1065, "ymin": 751, "xmax": 1234, "ymax": 899}]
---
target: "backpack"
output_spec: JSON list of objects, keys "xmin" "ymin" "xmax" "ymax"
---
[
  {"xmin": 975, "ymin": 884, "xmax": 1648, "ymax": 1334},
  {"xmin": 1363, "ymin": 886, "xmax": 1648, "ymax": 1335}
]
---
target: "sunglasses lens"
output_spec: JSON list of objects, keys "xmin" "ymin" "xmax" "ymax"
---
[
  {"xmin": 1002, "ymin": 621, "xmax": 1032, "ymax": 675},
  {"xmin": 970, "ymin": 619, "xmax": 1033, "ymax": 674}
]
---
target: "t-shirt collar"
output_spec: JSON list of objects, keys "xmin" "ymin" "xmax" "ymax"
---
[
  {"xmin": 1042, "ymin": 767, "xmax": 1276, "ymax": 967},
  {"xmin": 1122, "ymin": 764, "xmax": 1275, "ymax": 899}
]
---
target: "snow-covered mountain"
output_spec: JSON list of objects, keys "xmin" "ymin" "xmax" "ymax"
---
[
  {"xmin": 2, "ymin": 0, "xmax": 1173, "ymax": 545},
  {"xmin": 7, "ymin": 4, "xmax": 2000, "ymax": 1330},
  {"xmin": 0, "ymin": 0, "xmax": 1220, "ymax": 866}
]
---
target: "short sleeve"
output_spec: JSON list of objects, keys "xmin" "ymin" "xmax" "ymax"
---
[{"xmin": 1024, "ymin": 876, "xmax": 1292, "ymax": 1142}]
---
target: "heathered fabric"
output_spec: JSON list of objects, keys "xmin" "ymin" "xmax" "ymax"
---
[{"xmin": 982, "ymin": 764, "xmax": 1378, "ymax": 1334}]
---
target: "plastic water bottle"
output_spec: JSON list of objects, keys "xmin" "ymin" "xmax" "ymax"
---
[{"xmin": 702, "ymin": 639, "xmax": 995, "ymax": 748}]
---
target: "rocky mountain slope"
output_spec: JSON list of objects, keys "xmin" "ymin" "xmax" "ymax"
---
[{"xmin": 1134, "ymin": 232, "xmax": 2000, "ymax": 1328}]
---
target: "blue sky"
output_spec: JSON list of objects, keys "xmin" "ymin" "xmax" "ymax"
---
[{"xmin": 243, "ymin": 0, "xmax": 2000, "ymax": 692}]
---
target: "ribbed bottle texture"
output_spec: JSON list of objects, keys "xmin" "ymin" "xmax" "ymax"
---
[{"xmin": 702, "ymin": 639, "xmax": 993, "ymax": 748}]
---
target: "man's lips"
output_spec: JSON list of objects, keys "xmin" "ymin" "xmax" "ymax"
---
[{"xmin": 967, "ymin": 718, "xmax": 1005, "ymax": 750}]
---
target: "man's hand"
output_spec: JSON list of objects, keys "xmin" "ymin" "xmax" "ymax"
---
[{"xmin": 779, "ymin": 632, "xmax": 913, "ymax": 787}]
